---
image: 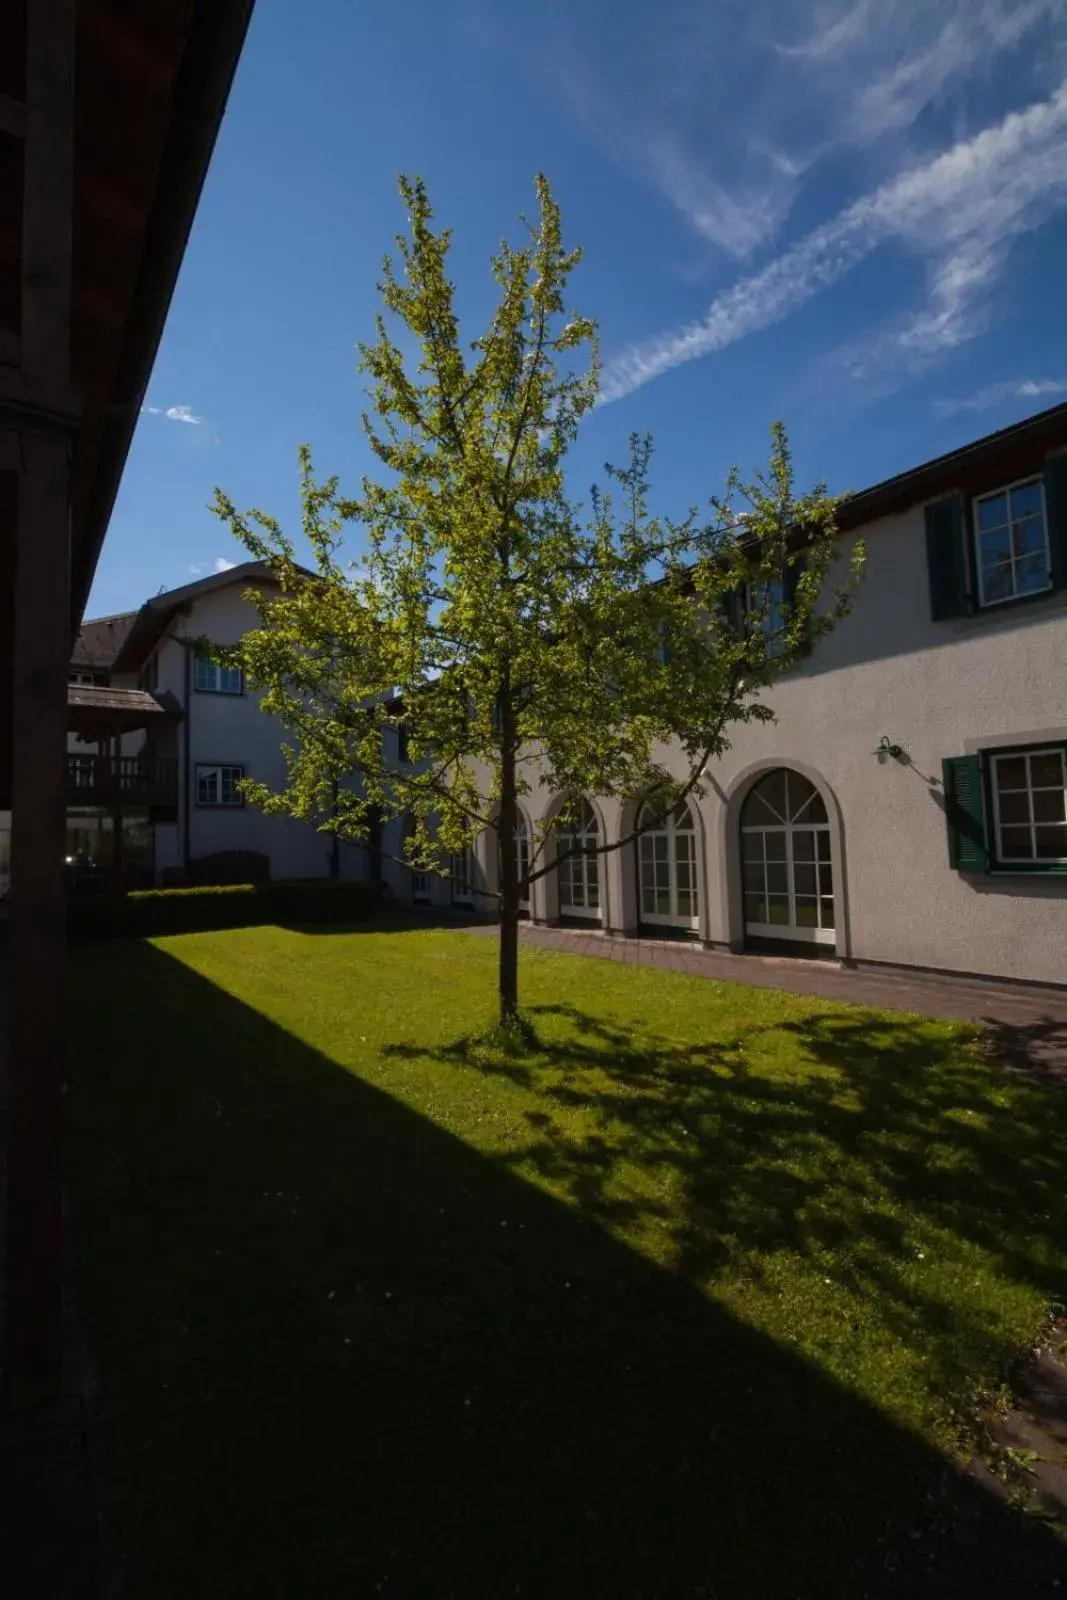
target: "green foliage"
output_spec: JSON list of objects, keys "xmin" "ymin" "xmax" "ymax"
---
[
  {"xmin": 67, "ymin": 878, "xmax": 379, "ymax": 940},
  {"xmin": 205, "ymin": 174, "xmax": 864, "ymax": 1016}
]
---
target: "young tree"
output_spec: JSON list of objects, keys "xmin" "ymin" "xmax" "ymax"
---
[{"xmin": 209, "ymin": 175, "xmax": 862, "ymax": 1031}]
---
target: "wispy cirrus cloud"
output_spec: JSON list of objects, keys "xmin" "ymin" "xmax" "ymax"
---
[
  {"xmin": 533, "ymin": 0, "xmax": 1059, "ymax": 266},
  {"xmin": 598, "ymin": 80, "xmax": 1067, "ymax": 403},
  {"xmin": 142, "ymin": 403, "xmax": 205, "ymax": 426},
  {"xmin": 932, "ymin": 377, "xmax": 1067, "ymax": 418}
]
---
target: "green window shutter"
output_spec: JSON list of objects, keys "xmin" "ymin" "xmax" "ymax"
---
[
  {"xmin": 941, "ymin": 755, "xmax": 988, "ymax": 872},
  {"xmin": 924, "ymin": 495, "xmax": 970, "ymax": 620},
  {"xmin": 783, "ymin": 552, "xmax": 806, "ymax": 608},
  {"xmin": 1043, "ymin": 451, "xmax": 1067, "ymax": 592},
  {"xmin": 722, "ymin": 588, "xmax": 745, "ymax": 634}
]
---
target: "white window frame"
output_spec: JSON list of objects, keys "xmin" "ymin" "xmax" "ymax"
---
[
  {"xmin": 194, "ymin": 657, "xmax": 244, "ymax": 695},
  {"xmin": 196, "ymin": 763, "xmax": 245, "ymax": 808},
  {"xmin": 556, "ymin": 802, "xmax": 601, "ymax": 920},
  {"xmin": 741, "ymin": 772, "xmax": 834, "ymax": 945},
  {"xmin": 973, "ymin": 477, "xmax": 1052, "ymax": 610},
  {"xmin": 744, "ymin": 574, "xmax": 786, "ymax": 658},
  {"xmin": 990, "ymin": 746, "xmax": 1067, "ymax": 866},
  {"xmin": 637, "ymin": 802, "xmax": 699, "ymax": 931},
  {"xmin": 515, "ymin": 814, "xmax": 531, "ymax": 912},
  {"xmin": 450, "ymin": 844, "xmax": 475, "ymax": 907}
]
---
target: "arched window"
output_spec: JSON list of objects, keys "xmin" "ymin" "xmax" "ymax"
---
[
  {"xmin": 450, "ymin": 841, "xmax": 475, "ymax": 907},
  {"xmin": 515, "ymin": 812, "xmax": 531, "ymax": 914},
  {"xmin": 556, "ymin": 799, "xmax": 600, "ymax": 920},
  {"xmin": 741, "ymin": 769, "xmax": 833, "ymax": 944},
  {"xmin": 637, "ymin": 798, "xmax": 699, "ymax": 930}
]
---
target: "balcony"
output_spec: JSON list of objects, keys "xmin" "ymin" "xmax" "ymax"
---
[{"xmin": 66, "ymin": 754, "xmax": 178, "ymax": 810}]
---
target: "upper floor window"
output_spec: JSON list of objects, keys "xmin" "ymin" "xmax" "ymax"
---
[
  {"xmin": 194, "ymin": 657, "xmax": 243, "ymax": 695},
  {"xmin": 925, "ymin": 453, "xmax": 1067, "ymax": 621},
  {"xmin": 744, "ymin": 575, "xmax": 786, "ymax": 658},
  {"xmin": 68, "ymin": 669, "xmax": 108, "ymax": 687},
  {"xmin": 974, "ymin": 479, "xmax": 1050, "ymax": 608},
  {"xmin": 196, "ymin": 764, "xmax": 244, "ymax": 807}
]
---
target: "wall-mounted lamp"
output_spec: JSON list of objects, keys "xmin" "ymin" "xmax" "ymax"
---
[{"xmin": 874, "ymin": 735, "xmax": 903, "ymax": 759}]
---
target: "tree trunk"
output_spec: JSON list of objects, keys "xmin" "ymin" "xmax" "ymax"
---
[{"xmin": 497, "ymin": 740, "xmax": 520, "ymax": 1029}]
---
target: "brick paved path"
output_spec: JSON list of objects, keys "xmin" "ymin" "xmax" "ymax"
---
[{"xmin": 462, "ymin": 922, "xmax": 1067, "ymax": 1078}]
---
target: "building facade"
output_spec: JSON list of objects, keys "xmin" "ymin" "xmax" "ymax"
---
[
  {"xmin": 411, "ymin": 405, "xmax": 1067, "ymax": 992},
  {"xmin": 72, "ymin": 564, "xmax": 373, "ymax": 887}
]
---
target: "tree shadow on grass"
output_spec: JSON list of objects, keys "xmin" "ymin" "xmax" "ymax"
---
[
  {"xmin": 67, "ymin": 947, "xmax": 1065, "ymax": 1599},
  {"xmin": 386, "ymin": 1003, "xmax": 1067, "ymax": 1504}
]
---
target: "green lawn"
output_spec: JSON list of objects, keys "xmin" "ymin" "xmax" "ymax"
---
[{"xmin": 66, "ymin": 923, "xmax": 1067, "ymax": 1597}]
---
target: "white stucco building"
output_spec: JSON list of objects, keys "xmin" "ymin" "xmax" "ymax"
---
[
  {"xmin": 67, "ymin": 400, "xmax": 1067, "ymax": 989},
  {"xmin": 394, "ymin": 402, "xmax": 1067, "ymax": 991}
]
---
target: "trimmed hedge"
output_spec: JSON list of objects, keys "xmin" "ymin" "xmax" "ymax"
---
[{"xmin": 68, "ymin": 877, "xmax": 380, "ymax": 941}]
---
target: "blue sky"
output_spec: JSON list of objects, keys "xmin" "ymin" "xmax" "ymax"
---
[{"xmin": 90, "ymin": 0, "xmax": 1067, "ymax": 616}]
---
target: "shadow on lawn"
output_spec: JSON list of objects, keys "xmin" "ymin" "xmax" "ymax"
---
[
  {"xmin": 387, "ymin": 1003, "xmax": 1067, "ymax": 1460},
  {"xmin": 67, "ymin": 944, "xmax": 1065, "ymax": 1599}
]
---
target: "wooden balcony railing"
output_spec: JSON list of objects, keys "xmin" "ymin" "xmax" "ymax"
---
[{"xmin": 65, "ymin": 754, "xmax": 178, "ymax": 808}]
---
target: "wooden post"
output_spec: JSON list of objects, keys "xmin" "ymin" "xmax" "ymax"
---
[
  {"xmin": 5, "ymin": 0, "xmax": 76, "ymax": 1413},
  {"xmin": 6, "ymin": 433, "xmax": 71, "ymax": 1411}
]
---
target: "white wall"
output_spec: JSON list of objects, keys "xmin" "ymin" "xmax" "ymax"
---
[
  {"xmin": 496, "ymin": 501, "xmax": 1067, "ymax": 987},
  {"xmin": 152, "ymin": 585, "xmax": 374, "ymax": 885}
]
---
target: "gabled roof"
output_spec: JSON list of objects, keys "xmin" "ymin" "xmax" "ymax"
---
[
  {"xmin": 109, "ymin": 559, "xmax": 313, "ymax": 673},
  {"xmin": 838, "ymin": 400, "xmax": 1067, "ymax": 530},
  {"xmin": 70, "ymin": 610, "xmax": 138, "ymax": 670}
]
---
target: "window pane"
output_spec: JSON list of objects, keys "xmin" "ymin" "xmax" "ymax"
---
[
  {"xmin": 994, "ymin": 756, "xmax": 1027, "ymax": 791},
  {"xmin": 220, "ymin": 667, "xmax": 242, "ymax": 694},
  {"xmin": 676, "ymin": 860, "xmax": 692, "ymax": 890},
  {"xmin": 766, "ymin": 862, "xmax": 788, "ymax": 895},
  {"xmin": 742, "ymin": 792, "xmax": 779, "ymax": 826},
  {"xmin": 981, "ymin": 562, "xmax": 1015, "ymax": 604},
  {"xmin": 794, "ymin": 898, "xmax": 818, "ymax": 926},
  {"xmin": 767, "ymin": 895, "xmax": 790, "ymax": 925},
  {"xmin": 1033, "ymin": 788, "xmax": 1067, "ymax": 823},
  {"xmin": 1013, "ymin": 515, "xmax": 1046, "ymax": 557},
  {"xmin": 806, "ymin": 791, "xmax": 828, "ymax": 825},
  {"xmin": 1009, "ymin": 481, "xmax": 1043, "ymax": 520},
  {"xmin": 751, "ymin": 770, "xmax": 787, "ymax": 821},
  {"xmin": 744, "ymin": 892, "xmax": 765, "ymax": 923},
  {"xmin": 194, "ymin": 659, "xmax": 215, "ymax": 691},
  {"xmin": 741, "ymin": 831, "xmax": 762, "ymax": 862},
  {"xmin": 1035, "ymin": 825, "xmax": 1067, "ymax": 859},
  {"xmin": 1016, "ymin": 553, "xmax": 1049, "ymax": 595},
  {"xmin": 978, "ymin": 527, "xmax": 1011, "ymax": 565},
  {"xmin": 1030, "ymin": 752, "xmax": 1064, "ymax": 789},
  {"xmin": 742, "ymin": 862, "xmax": 764, "ymax": 893},
  {"xmin": 792, "ymin": 830, "xmax": 815, "ymax": 862},
  {"xmin": 997, "ymin": 790, "xmax": 1030, "ymax": 825},
  {"xmin": 656, "ymin": 890, "xmax": 672, "ymax": 916},
  {"xmin": 764, "ymin": 831, "xmax": 787, "ymax": 862},
  {"xmin": 587, "ymin": 886, "xmax": 599, "ymax": 910},
  {"xmin": 677, "ymin": 889, "xmax": 695, "ymax": 916},
  {"xmin": 794, "ymin": 862, "xmax": 816, "ymax": 896},
  {"xmin": 818, "ymin": 862, "xmax": 833, "ymax": 896},
  {"xmin": 197, "ymin": 770, "xmax": 216, "ymax": 804},
  {"xmin": 673, "ymin": 804, "xmax": 694, "ymax": 831},
  {"xmin": 655, "ymin": 834, "xmax": 668, "ymax": 861},
  {"xmin": 820, "ymin": 897, "xmax": 835, "ymax": 929},
  {"xmin": 784, "ymin": 773, "xmax": 818, "ymax": 821},
  {"xmin": 1000, "ymin": 826, "xmax": 1033, "ymax": 859},
  {"xmin": 976, "ymin": 492, "xmax": 1008, "ymax": 533}
]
